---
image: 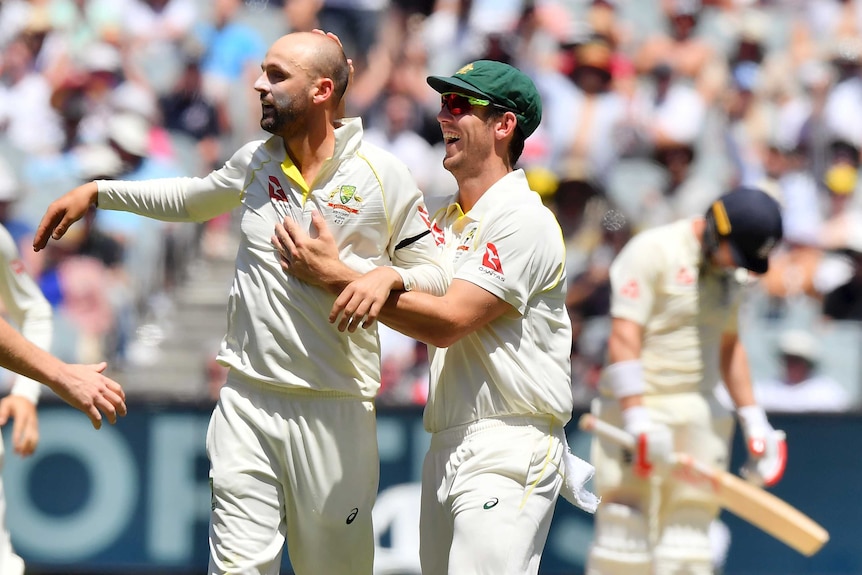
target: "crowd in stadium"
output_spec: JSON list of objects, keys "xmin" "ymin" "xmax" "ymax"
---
[{"xmin": 0, "ymin": 0, "xmax": 859, "ymax": 410}]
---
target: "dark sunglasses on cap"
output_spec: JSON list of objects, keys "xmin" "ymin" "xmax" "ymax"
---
[{"xmin": 440, "ymin": 92, "xmax": 512, "ymax": 116}]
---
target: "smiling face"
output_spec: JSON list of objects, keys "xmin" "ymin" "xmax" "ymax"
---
[{"xmin": 437, "ymin": 94, "xmax": 503, "ymax": 178}]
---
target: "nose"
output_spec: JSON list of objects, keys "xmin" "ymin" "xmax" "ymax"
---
[
  {"xmin": 253, "ymin": 72, "xmax": 267, "ymax": 94},
  {"xmin": 437, "ymin": 103, "xmax": 453, "ymax": 124}
]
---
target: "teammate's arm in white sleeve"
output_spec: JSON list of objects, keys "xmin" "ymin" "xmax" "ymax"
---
[
  {"xmin": 375, "ymin": 157, "xmax": 447, "ymax": 295},
  {"xmin": 97, "ymin": 141, "xmax": 257, "ymax": 221},
  {"xmin": 0, "ymin": 225, "xmax": 52, "ymax": 405},
  {"xmin": 34, "ymin": 143, "xmax": 256, "ymax": 251}
]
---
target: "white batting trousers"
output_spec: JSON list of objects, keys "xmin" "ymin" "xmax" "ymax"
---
[
  {"xmin": 420, "ymin": 416, "xmax": 565, "ymax": 575},
  {"xmin": 207, "ymin": 376, "xmax": 379, "ymax": 575},
  {"xmin": 0, "ymin": 433, "xmax": 24, "ymax": 575}
]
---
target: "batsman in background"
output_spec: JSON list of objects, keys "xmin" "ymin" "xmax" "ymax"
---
[
  {"xmin": 33, "ymin": 31, "xmax": 445, "ymax": 575},
  {"xmin": 588, "ymin": 186, "xmax": 787, "ymax": 575}
]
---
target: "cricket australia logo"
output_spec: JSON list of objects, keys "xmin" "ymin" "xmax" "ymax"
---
[{"xmin": 327, "ymin": 185, "xmax": 363, "ymax": 224}]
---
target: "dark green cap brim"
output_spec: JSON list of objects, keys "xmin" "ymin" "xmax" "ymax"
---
[{"xmin": 427, "ymin": 76, "xmax": 493, "ymax": 101}]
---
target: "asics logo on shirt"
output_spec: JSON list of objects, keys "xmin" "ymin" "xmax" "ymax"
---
[
  {"xmin": 268, "ymin": 176, "xmax": 288, "ymax": 202},
  {"xmin": 346, "ymin": 508, "xmax": 359, "ymax": 525},
  {"xmin": 483, "ymin": 498, "xmax": 499, "ymax": 510}
]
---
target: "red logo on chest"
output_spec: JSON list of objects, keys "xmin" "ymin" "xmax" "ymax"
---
[{"xmin": 268, "ymin": 176, "xmax": 288, "ymax": 202}]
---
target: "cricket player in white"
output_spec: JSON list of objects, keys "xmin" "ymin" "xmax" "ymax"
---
[
  {"xmin": 33, "ymin": 32, "xmax": 446, "ymax": 575},
  {"xmin": 588, "ymin": 187, "xmax": 787, "ymax": 575},
  {"xmin": 0, "ymin": 223, "xmax": 52, "ymax": 575},
  {"xmin": 274, "ymin": 60, "xmax": 599, "ymax": 575}
]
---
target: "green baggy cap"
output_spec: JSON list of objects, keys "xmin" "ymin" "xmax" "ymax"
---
[{"xmin": 427, "ymin": 60, "xmax": 543, "ymax": 138}]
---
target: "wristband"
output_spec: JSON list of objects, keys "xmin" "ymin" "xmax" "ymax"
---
[
  {"xmin": 604, "ymin": 359, "xmax": 644, "ymax": 399},
  {"xmin": 621, "ymin": 405, "xmax": 650, "ymax": 436},
  {"xmin": 737, "ymin": 405, "xmax": 768, "ymax": 432}
]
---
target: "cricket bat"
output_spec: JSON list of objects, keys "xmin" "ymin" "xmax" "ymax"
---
[{"xmin": 578, "ymin": 413, "xmax": 830, "ymax": 557}]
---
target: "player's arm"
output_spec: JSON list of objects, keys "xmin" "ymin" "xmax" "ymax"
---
[
  {"xmin": 721, "ymin": 329, "xmax": 787, "ymax": 486},
  {"xmin": 719, "ymin": 331, "xmax": 756, "ymax": 409},
  {"xmin": 370, "ymin": 280, "xmax": 511, "ymax": 347},
  {"xmin": 0, "ymin": 316, "xmax": 125, "ymax": 430},
  {"xmin": 606, "ymin": 317, "xmax": 645, "ymax": 412},
  {"xmin": 33, "ymin": 142, "xmax": 257, "ymax": 251}
]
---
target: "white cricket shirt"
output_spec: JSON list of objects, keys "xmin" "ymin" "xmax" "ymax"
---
[
  {"xmin": 98, "ymin": 118, "xmax": 446, "ymax": 398},
  {"xmin": 0, "ymin": 224, "xmax": 52, "ymax": 404},
  {"xmin": 606, "ymin": 219, "xmax": 745, "ymax": 396},
  {"xmin": 423, "ymin": 170, "xmax": 574, "ymax": 433}
]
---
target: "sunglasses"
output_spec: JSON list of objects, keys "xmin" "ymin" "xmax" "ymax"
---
[{"xmin": 440, "ymin": 93, "xmax": 510, "ymax": 116}]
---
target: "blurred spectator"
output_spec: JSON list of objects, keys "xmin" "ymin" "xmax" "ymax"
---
[
  {"xmin": 159, "ymin": 57, "xmax": 222, "ymax": 172},
  {"xmin": 365, "ymin": 92, "xmax": 440, "ymax": 192},
  {"xmin": 718, "ymin": 329, "xmax": 851, "ymax": 413},
  {"xmin": 318, "ymin": 0, "xmax": 390, "ymax": 72},
  {"xmin": 194, "ymin": 0, "xmax": 266, "ymax": 138},
  {"xmin": 0, "ymin": 35, "xmax": 65, "ymax": 155},
  {"xmin": 545, "ymin": 34, "xmax": 625, "ymax": 186}
]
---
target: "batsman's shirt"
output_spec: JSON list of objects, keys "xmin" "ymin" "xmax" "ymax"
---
[
  {"xmin": 98, "ymin": 118, "xmax": 446, "ymax": 398},
  {"xmin": 605, "ymin": 219, "xmax": 745, "ymax": 396},
  {"xmin": 423, "ymin": 170, "xmax": 574, "ymax": 433}
]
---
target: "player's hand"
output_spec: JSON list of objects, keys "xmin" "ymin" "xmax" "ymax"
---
[
  {"xmin": 622, "ymin": 405, "xmax": 673, "ymax": 478},
  {"xmin": 737, "ymin": 405, "xmax": 786, "ymax": 486},
  {"xmin": 33, "ymin": 182, "xmax": 98, "ymax": 251},
  {"xmin": 272, "ymin": 211, "xmax": 356, "ymax": 291},
  {"xmin": 330, "ymin": 267, "xmax": 401, "ymax": 332},
  {"xmin": 48, "ymin": 362, "xmax": 127, "ymax": 430},
  {"xmin": 0, "ymin": 395, "xmax": 39, "ymax": 456}
]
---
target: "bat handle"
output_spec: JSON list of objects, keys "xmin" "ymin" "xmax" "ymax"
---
[{"xmin": 578, "ymin": 413, "xmax": 636, "ymax": 449}]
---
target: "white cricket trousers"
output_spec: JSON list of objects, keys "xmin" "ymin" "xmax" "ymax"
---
[
  {"xmin": 420, "ymin": 416, "xmax": 565, "ymax": 575},
  {"xmin": 0, "ymin": 436, "xmax": 24, "ymax": 575},
  {"xmin": 207, "ymin": 376, "xmax": 379, "ymax": 575}
]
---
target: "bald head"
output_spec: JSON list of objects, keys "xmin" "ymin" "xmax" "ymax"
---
[{"xmin": 270, "ymin": 32, "xmax": 350, "ymax": 104}]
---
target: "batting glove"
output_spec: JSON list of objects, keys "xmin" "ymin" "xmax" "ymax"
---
[
  {"xmin": 622, "ymin": 405, "xmax": 673, "ymax": 478},
  {"xmin": 737, "ymin": 405, "xmax": 787, "ymax": 487}
]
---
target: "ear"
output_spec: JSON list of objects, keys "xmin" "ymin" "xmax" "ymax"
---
[
  {"xmin": 312, "ymin": 77, "xmax": 336, "ymax": 105},
  {"xmin": 493, "ymin": 111, "xmax": 519, "ymax": 142}
]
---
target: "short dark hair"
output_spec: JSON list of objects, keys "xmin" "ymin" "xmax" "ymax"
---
[{"xmin": 486, "ymin": 108, "xmax": 526, "ymax": 165}]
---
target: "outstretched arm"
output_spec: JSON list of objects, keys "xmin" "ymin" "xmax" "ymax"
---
[{"xmin": 0, "ymin": 316, "xmax": 126, "ymax": 429}]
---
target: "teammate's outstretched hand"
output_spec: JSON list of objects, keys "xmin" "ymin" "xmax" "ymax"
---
[
  {"xmin": 48, "ymin": 362, "xmax": 127, "ymax": 430},
  {"xmin": 33, "ymin": 182, "xmax": 98, "ymax": 251}
]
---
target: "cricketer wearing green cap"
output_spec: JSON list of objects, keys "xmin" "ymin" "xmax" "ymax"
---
[
  {"xmin": 269, "ymin": 57, "xmax": 597, "ymax": 575},
  {"xmin": 427, "ymin": 59, "xmax": 543, "ymax": 138}
]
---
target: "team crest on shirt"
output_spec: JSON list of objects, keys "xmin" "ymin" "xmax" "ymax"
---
[
  {"xmin": 327, "ymin": 185, "xmax": 363, "ymax": 224},
  {"xmin": 479, "ymin": 242, "xmax": 504, "ymax": 279}
]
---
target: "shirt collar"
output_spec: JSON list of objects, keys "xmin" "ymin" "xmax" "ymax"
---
[{"xmin": 449, "ymin": 169, "xmax": 531, "ymax": 223}]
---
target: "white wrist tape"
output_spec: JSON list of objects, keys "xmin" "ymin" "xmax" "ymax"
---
[
  {"xmin": 621, "ymin": 405, "xmax": 651, "ymax": 436},
  {"xmin": 604, "ymin": 359, "xmax": 644, "ymax": 399},
  {"xmin": 737, "ymin": 405, "xmax": 768, "ymax": 433}
]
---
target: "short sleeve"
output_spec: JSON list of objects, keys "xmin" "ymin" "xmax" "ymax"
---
[{"xmin": 609, "ymin": 234, "xmax": 660, "ymax": 326}]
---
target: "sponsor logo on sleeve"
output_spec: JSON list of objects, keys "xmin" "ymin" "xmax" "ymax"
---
[
  {"xmin": 620, "ymin": 279, "xmax": 639, "ymax": 299},
  {"xmin": 10, "ymin": 259, "xmax": 25, "ymax": 274},
  {"xmin": 480, "ymin": 243, "xmax": 505, "ymax": 279}
]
